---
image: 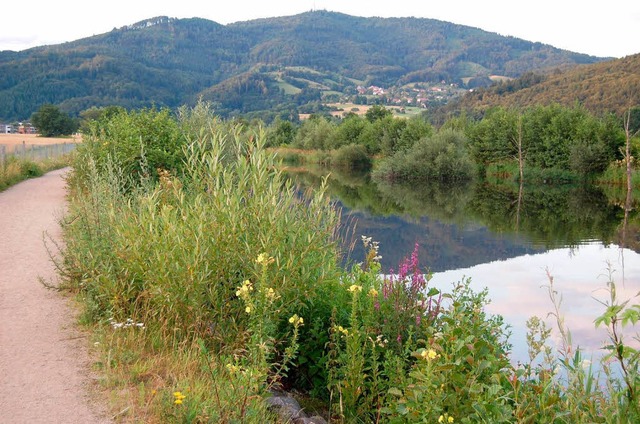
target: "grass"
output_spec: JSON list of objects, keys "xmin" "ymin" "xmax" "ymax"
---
[
  {"xmin": 0, "ymin": 154, "xmax": 72, "ymax": 192},
  {"xmin": 274, "ymin": 80, "xmax": 302, "ymax": 95}
]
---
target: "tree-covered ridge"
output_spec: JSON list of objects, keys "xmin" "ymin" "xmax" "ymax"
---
[
  {"xmin": 0, "ymin": 11, "xmax": 605, "ymax": 121},
  {"xmin": 446, "ymin": 53, "xmax": 640, "ymax": 116}
]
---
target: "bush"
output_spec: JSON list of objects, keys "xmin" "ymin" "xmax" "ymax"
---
[
  {"xmin": 373, "ymin": 129, "xmax": 476, "ymax": 183},
  {"xmin": 79, "ymin": 107, "xmax": 183, "ymax": 185},
  {"xmin": 330, "ymin": 144, "xmax": 372, "ymax": 170}
]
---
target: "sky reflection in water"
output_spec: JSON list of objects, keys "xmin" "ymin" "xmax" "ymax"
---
[{"xmin": 430, "ymin": 243, "xmax": 640, "ymax": 364}]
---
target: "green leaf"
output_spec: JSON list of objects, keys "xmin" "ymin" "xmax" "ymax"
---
[
  {"xmin": 426, "ymin": 287, "xmax": 440, "ymax": 297},
  {"xmin": 388, "ymin": 387, "xmax": 404, "ymax": 397}
]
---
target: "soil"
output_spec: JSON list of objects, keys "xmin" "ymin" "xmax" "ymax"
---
[{"xmin": 0, "ymin": 168, "xmax": 110, "ymax": 423}]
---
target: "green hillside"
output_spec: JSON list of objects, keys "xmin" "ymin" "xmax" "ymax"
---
[
  {"xmin": 441, "ymin": 53, "xmax": 640, "ymax": 117},
  {"xmin": 0, "ymin": 12, "xmax": 606, "ymax": 121}
]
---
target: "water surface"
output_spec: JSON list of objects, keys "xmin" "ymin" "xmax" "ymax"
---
[{"xmin": 288, "ymin": 167, "xmax": 640, "ymax": 364}]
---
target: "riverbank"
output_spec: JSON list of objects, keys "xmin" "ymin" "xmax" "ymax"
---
[{"xmin": 57, "ymin": 105, "xmax": 640, "ymax": 422}]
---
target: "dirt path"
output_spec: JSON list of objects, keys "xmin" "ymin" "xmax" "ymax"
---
[{"xmin": 0, "ymin": 168, "xmax": 109, "ymax": 423}]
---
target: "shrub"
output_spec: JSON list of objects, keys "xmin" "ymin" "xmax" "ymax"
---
[
  {"xmin": 331, "ymin": 144, "xmax": 372, "ymax": 170},
  {"xmin": 373, "ymin": 129, "xmax": 476, "ymax": 183},
  {"xmin": 79, "ymin": 107, "xmax": 183, "ymax": 185}
]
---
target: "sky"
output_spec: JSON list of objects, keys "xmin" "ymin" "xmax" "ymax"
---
[{"xmin": 1, "ymin": 1, "xmax": 639, "ymax": 58}]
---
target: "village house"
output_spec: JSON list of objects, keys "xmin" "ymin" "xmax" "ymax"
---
[{"xmin": 17, "ymin": 122, "xmax": 36, "ymax": 134}]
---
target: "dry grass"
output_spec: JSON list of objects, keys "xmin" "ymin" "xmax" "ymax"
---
[{"xmin": 0, "ymin": 133, "xmax": 82, "ymax": 153}]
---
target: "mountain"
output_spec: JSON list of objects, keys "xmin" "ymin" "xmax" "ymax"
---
[
  {"xmin": 0, "ymin": 11, "xmax": 606, "ymax": 121},
  {"xmin": 440, "ymin": 53, "xmax": 640, "ymax": 117}
]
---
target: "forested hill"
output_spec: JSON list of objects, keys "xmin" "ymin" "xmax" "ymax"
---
[
  {"xmin": 0, "ymin": 11, "xmax": 606, "ymax": 121},
  {"xmin": 441, "ymin": 53, "xmax": 640, "ymax": 116}
]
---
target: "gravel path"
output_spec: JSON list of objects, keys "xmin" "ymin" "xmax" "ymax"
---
[{"xmin": 0, "ymin": 168, "xmax": 109, "ymax": 423}]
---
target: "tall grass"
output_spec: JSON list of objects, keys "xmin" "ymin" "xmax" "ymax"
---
[
  {"xmin": 60, "ymin": 105, "xmax": 345, "ymax": 420},
  {"xmin": 0, "ymin": 154, "xmax": 71, "ymax": 191}
]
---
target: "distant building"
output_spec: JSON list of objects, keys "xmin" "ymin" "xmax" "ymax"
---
[
  {"xmin": 17, "ymin": 122, "xmax": 36, "ymax": 134},
  {"xmin": 1, "ymin": 124, "xmax": 12, "ymax": 134}
]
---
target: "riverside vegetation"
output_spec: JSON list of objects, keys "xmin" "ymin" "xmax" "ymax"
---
[
  {"xmin": 0, "ymin": 150, "xmax": 72, "ymax": 191},
  {"xmin": 57, "ymin": 103, "xmax": 640, "ymax": 423},
  {"xmin": 268, "ymin": 103, "xmax": 636, "ymax": 187}
]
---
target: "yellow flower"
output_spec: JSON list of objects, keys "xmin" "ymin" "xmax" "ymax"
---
[
  {"xmin": 368, "ymin": 288, "xmax": 378, "ymax": 297},
  {"xmin": 256, "ymin": 253, "xmax": 274, "ymax": 266},
  {"xmin": 420, "ymin": 348, "xmax": 439, "ymax": 360},
  {"xmin": 235, "ymin": 280, "xmax": 253, "ymax": 298},
  {"xmin": 336, "ymin": 325, "xmax": 349, "ymax": 335},
  {"xmin": 226, "ymin": 363, "xmax": 240, "ymax": 374},
  {"xmin": 265, "ymin": 287, "xmax": 277, "ymax": 300},
  {"xmin": 348, "ymin": 284, "xmax": 362, "ymax": 293},
  {"xmin": 245, "ymin": 306, "xmax": 252, "ymax": 314},
  {"xmin": 438, "ymin": 414, "xmax": 453, "ymax": 423},
  {"xmin": 173, "ymin": 391, "xmax": 186, "ymax": 405},
  {"xmin": 288, "ymin": 314, "xmax": 304, "ymax": 326}
]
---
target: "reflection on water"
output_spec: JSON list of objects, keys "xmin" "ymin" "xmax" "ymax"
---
[
  {"xmin": 430, "ymin": 243, "xmax": 640, "ymax": 364},
  {"xmin": 286, "ymin": 167, "xmax": 640, "ymax": 363}
]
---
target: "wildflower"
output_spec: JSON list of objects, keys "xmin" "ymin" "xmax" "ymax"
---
[
  {"xmin": 348, "ymin": 284, "xmax": 363, "ymax": 293},
  {"xmin": 368, "ymin": 288, "xmax": 379, "ymax": 297},
  {"xmin": 375, "ymin": 334, "xmax": 388, "ymax": 347},
  {"xmin": 245, "ymin": 306, "xmax": 252, "ymax": 314},
  {"xmin": 419, "ymin": 348, "xmax": 439, "ymax": 360},
  {"xmin": 173, "ymin": 391, "xmax": 186, "ymax": 405},
  {"xmin": 438, "ymin": 414, "xmax": 454, "ymax": 423},
  {"xmin": 256, "ymin": 253, "xmax": 274, "ymax": 266},
  {"xmin": 335, "ymin": 325, "xmax": 349, "ymax": 336},
  {"xmin": 288, "ymin": 314, "xmax": 304, "ymax": 326},
  {"xmin": 235, "ymin": 280, "xmax": 254, "ymax": 299},
  {"xmin": 265, "ymin": 287, "xmax": 277, "ymax": 301},
  {"xmin": 226, "ymin": 363, "xmax": 240, "ymax": 374}
]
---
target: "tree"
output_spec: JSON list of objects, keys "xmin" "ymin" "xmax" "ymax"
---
[
  {"xmin": 266, "ymin": 117, "xmax": 296, "ymax": 147},
  {"xmin": 365, "ymin": 105, "xmax": 392, "ymax": 123},
  {"xmin": 31, "ymin": 104, "xmax": 78, "ymax": 137}
]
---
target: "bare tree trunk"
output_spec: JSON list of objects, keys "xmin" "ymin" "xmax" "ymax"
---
[
  {"xmin": 516, "ymin": 115, "xmax": 524, "ymax": 185},
  {"xmin": 621, "ymin": 109, "xmax": 638, "ymax": 286},
  {"xmin": 515, "ymin": 179, "xmax": 523, "ymax": 232},
  {"xmin": 624, "ymin": 109, "xmax": 633, "ymax": 195}
]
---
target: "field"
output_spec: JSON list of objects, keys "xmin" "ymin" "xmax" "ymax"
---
[
  {"xmin": 322, "ymin": 102, "xmax": 425, "ymax": 118},
  {"xmin": 0, "ymin": 133, "xmax": 81, "ymax": 153}
]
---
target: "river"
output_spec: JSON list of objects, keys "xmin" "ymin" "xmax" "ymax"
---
[{"xmin": 288, "ymin": 167, "xmax": 640, "ymax": 365}]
